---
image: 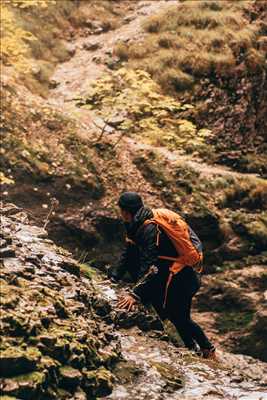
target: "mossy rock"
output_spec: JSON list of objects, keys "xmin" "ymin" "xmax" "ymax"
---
[
  {"xmin": 0, "ymin": 347, "xmax": 41, "ymax": 377},
  {"xmin": 82, "ymin": 367, "xmax": 113, "ymax": 398},
  {"xmin": 113, "ymin": 361, "xmax": 141, "ymax": 385},
  {"xmin": 59, "ymin": 366, "xmax": 83, "ymax": 390},
  {"xmin": 151, "ymin": 361, "xmax": 185, "ymax": 391},
  {"xmin": 1, "ymin": 371, "xmax": 47, "ymax": 400}
]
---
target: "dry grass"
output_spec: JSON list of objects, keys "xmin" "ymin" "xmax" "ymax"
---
[
  {"xmin": 160, "ymin": 68, "xmax": 194, "ymax": 91},
  {"xmin": 220, "ymin": 179, "xmax": 267, "ymax": 211},
  {"xmin": 114, "ymin": 0, "xmax": 265, "ymax": 93}
]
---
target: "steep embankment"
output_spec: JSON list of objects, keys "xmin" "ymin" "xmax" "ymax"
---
[
  {"xmin": 1, "ymin": 0, "xmax": 266, "ymax": 368},
  {"xmin": 1, "ymin": 203, "xmax": 267, "ymax": 400},
  {"xmin": 0, "ymin": 203, "xmax": 120, "ymax": 399}
]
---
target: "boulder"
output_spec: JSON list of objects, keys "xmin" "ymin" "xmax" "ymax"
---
[
  {"xmin": 83, "ymin": 367, "xmax": 113, "ymax": 397},
  {"xmin": 1, "ymin": 371, "xmax": 47, "ymax": 400},
  {"xmin": 0, "ymin": 347, "xmax": 41, "ymax": 377},
  {"xmin": 83, "ymin": 41, "xmax": 101, "ymax": 51},
  {"xmin": 59, "ymin": 366, "xmax": 82, "ymax": 390}
]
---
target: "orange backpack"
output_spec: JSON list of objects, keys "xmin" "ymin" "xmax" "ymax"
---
[{"xmin": 143, "ymin": 208, "xmax": 203, "ymax": 307}]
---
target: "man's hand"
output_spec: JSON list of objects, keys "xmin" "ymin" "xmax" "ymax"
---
[{"xmin": 117, "ymin": 294, "xmax": 136, "ymax": 312}]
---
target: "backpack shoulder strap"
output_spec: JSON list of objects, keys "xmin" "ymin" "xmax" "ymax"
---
[{"xmin": 143, "ymin": 213, "xmax": 161, "ymax": 246}]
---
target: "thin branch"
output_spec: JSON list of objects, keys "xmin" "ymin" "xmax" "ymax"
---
[
  {"xmin": 111, "ymin": 131, "xmax": 124, "ymax": 148},
  {"xmin": 92, "ymin": 120, "xmax": 110, "ymax": 143},
  {"xmin": 43, "ymin": 198, "xmax": 59, "ymax": 230}
]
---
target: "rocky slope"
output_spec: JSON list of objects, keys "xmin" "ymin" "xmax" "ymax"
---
[
  {"xmin": 0, "ymin": 0, "xmax": 266, "ymax": 384},
  {"xmin": 0, "ymin": 203, "xmax": 120, "ymax": 399},
  {"xmin": 1, "ymin": 203, "xmax": 267, "ymax": 400}
]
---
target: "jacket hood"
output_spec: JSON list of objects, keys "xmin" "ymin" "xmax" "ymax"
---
[{"xmin": 126, "ymin": 206, "xmax": 153, "ymax": 238}]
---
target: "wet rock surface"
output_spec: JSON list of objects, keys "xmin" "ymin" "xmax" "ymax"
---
[
  {"xmin": 97, "ymin": 291, "xmax": 267, "ymax": 400},
  {"xmin": 1, "ymin": 203, "xmax": 267, "ymax": 400},
  {"xmin": 0, "ymin": 203, "xmax": 120, "ymax": 399}
]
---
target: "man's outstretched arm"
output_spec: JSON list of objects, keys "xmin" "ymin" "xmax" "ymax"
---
[
  {"xmin": 132, "ymin": 223, "xmax": 159, "ymax": 303},
  {"xmin": 107, "ymin": 241, "xmax": 135, "ymax": 281},
  {"xmin": 117, "ymin": 223, "xmax": 159, "ymax": 310}
]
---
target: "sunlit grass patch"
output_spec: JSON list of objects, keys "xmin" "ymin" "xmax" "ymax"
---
[{"xmin": 114, "ymin": 0, "xmax": 265, "ymax": 94}]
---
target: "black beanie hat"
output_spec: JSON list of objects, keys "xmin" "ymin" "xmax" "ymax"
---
[{"xmin": 118, "ymin": 192, "xmax": 144, "ymax": 214}]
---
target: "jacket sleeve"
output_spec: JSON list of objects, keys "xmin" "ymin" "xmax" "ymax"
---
[
  {"xmin": 107, "ymin": 242, "xmax": 135, "ymax": 281},
  {"xmin": 132, "ymin": 223, "xmax": 159, "ymax": 302}
]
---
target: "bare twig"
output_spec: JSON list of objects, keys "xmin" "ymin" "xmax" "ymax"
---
[
  {"xmin": 92, "ymin": 120, "xmax": 109, "ymax": 142},
  {"xmin": 111, "ymin": 131, "xmax": 124, "ymax": 148},
  {"xmin": 43, "ymin": 198, "xmax": 59, "ymax": 230}
]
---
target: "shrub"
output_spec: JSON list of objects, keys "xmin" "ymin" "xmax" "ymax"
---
[
  {"xmin": 114, "ymin": 42, "xmax": 129, "ymax": 61},
  {"xmin": 143, "ymin": 15, "xmax": 163, "ymax": 33},
  {"xmin": 220, "ymin": 179, "xmax": 267, "ymax": 210},
  {"xmin": 158, "ymin": 33, "xmax": 175, "ymax": 48},
  {"xmin": 159, "ymin": 68, "xmax": 194, "ymax": 92}
]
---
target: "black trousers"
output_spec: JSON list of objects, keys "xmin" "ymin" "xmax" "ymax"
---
[
  {"xmin": 119, "ymin": 249, "xmax": 213, "ymax": 351},
  {"xmin": 167, "ymin": 267, "xmax": 213, "ymax": 350},
  {"xmin": 151, "ymin": 266, "xmax": 213, "ymax": 351}
]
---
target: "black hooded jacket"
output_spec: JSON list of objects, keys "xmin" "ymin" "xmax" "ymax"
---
[
  {"xmin": 110, "ymin": 206, "xmax": 202, "ymax": 316},
  {"xmin": 110, "ymin": 207, "xmax": 181, "ymax": 304}
]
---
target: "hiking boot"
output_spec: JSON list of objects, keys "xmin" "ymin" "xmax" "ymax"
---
[{"xmin": 201, "ymin": 346, "xmax": 217, "ymax": 360}]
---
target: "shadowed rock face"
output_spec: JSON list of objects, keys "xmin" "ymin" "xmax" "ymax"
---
[{"xmin": 0, "ymin": 202, "xmax": 119, "ymax": 400}]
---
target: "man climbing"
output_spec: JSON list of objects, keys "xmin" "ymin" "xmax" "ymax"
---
[{"xmin": 109, "ymin": 192, "xmax": 216, "ymax": 359}]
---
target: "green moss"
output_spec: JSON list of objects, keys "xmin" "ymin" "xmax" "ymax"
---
[
  {"xmin": 13, "ymin": 371, "xmax": 46, "ymax": 385},
  {"xmin": 231, "ymin": 211, "xmax": 267, "ymax": 251},
  {"xmin": 83, "ymin": 367, "xmax": 113, "ymax": 397},
  {"xmin": 151, "ymin": 362, "xmax": 185, "ymax": 390},
  {"xmin": 216, "ymin": 311, "xmax": 254, "ymax": 334},
  {"xmin": 0, "ymin": 346, "xmax": 42, "ymax": 377},
  {"xmin": 0, "ymin": 371, "xmax": 47, "ymax": 400},
  {"xmin": 79, "ymin": 263, "xmax": 97, "ymax": 280}
]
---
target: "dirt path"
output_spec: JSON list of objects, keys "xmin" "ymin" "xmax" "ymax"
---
[
  {"xmin": 48, "ymin": 0, "xmax": 179, "ymax": 134},
  {"xmin": 127, "ymin": 138, "xmax": 261, "ymax": 180},
  {"xmin": 48, "ymin": 0, "xmax": 261, "ymax": 183},
  {"xmin": 50, "ymin": 1, "xmax": 179, "ymax": 103}
]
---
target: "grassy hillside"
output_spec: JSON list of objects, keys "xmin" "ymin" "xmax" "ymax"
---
[{"xmin": 114, "ymin": 0, "xmax": 267, "ymax": 175}]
